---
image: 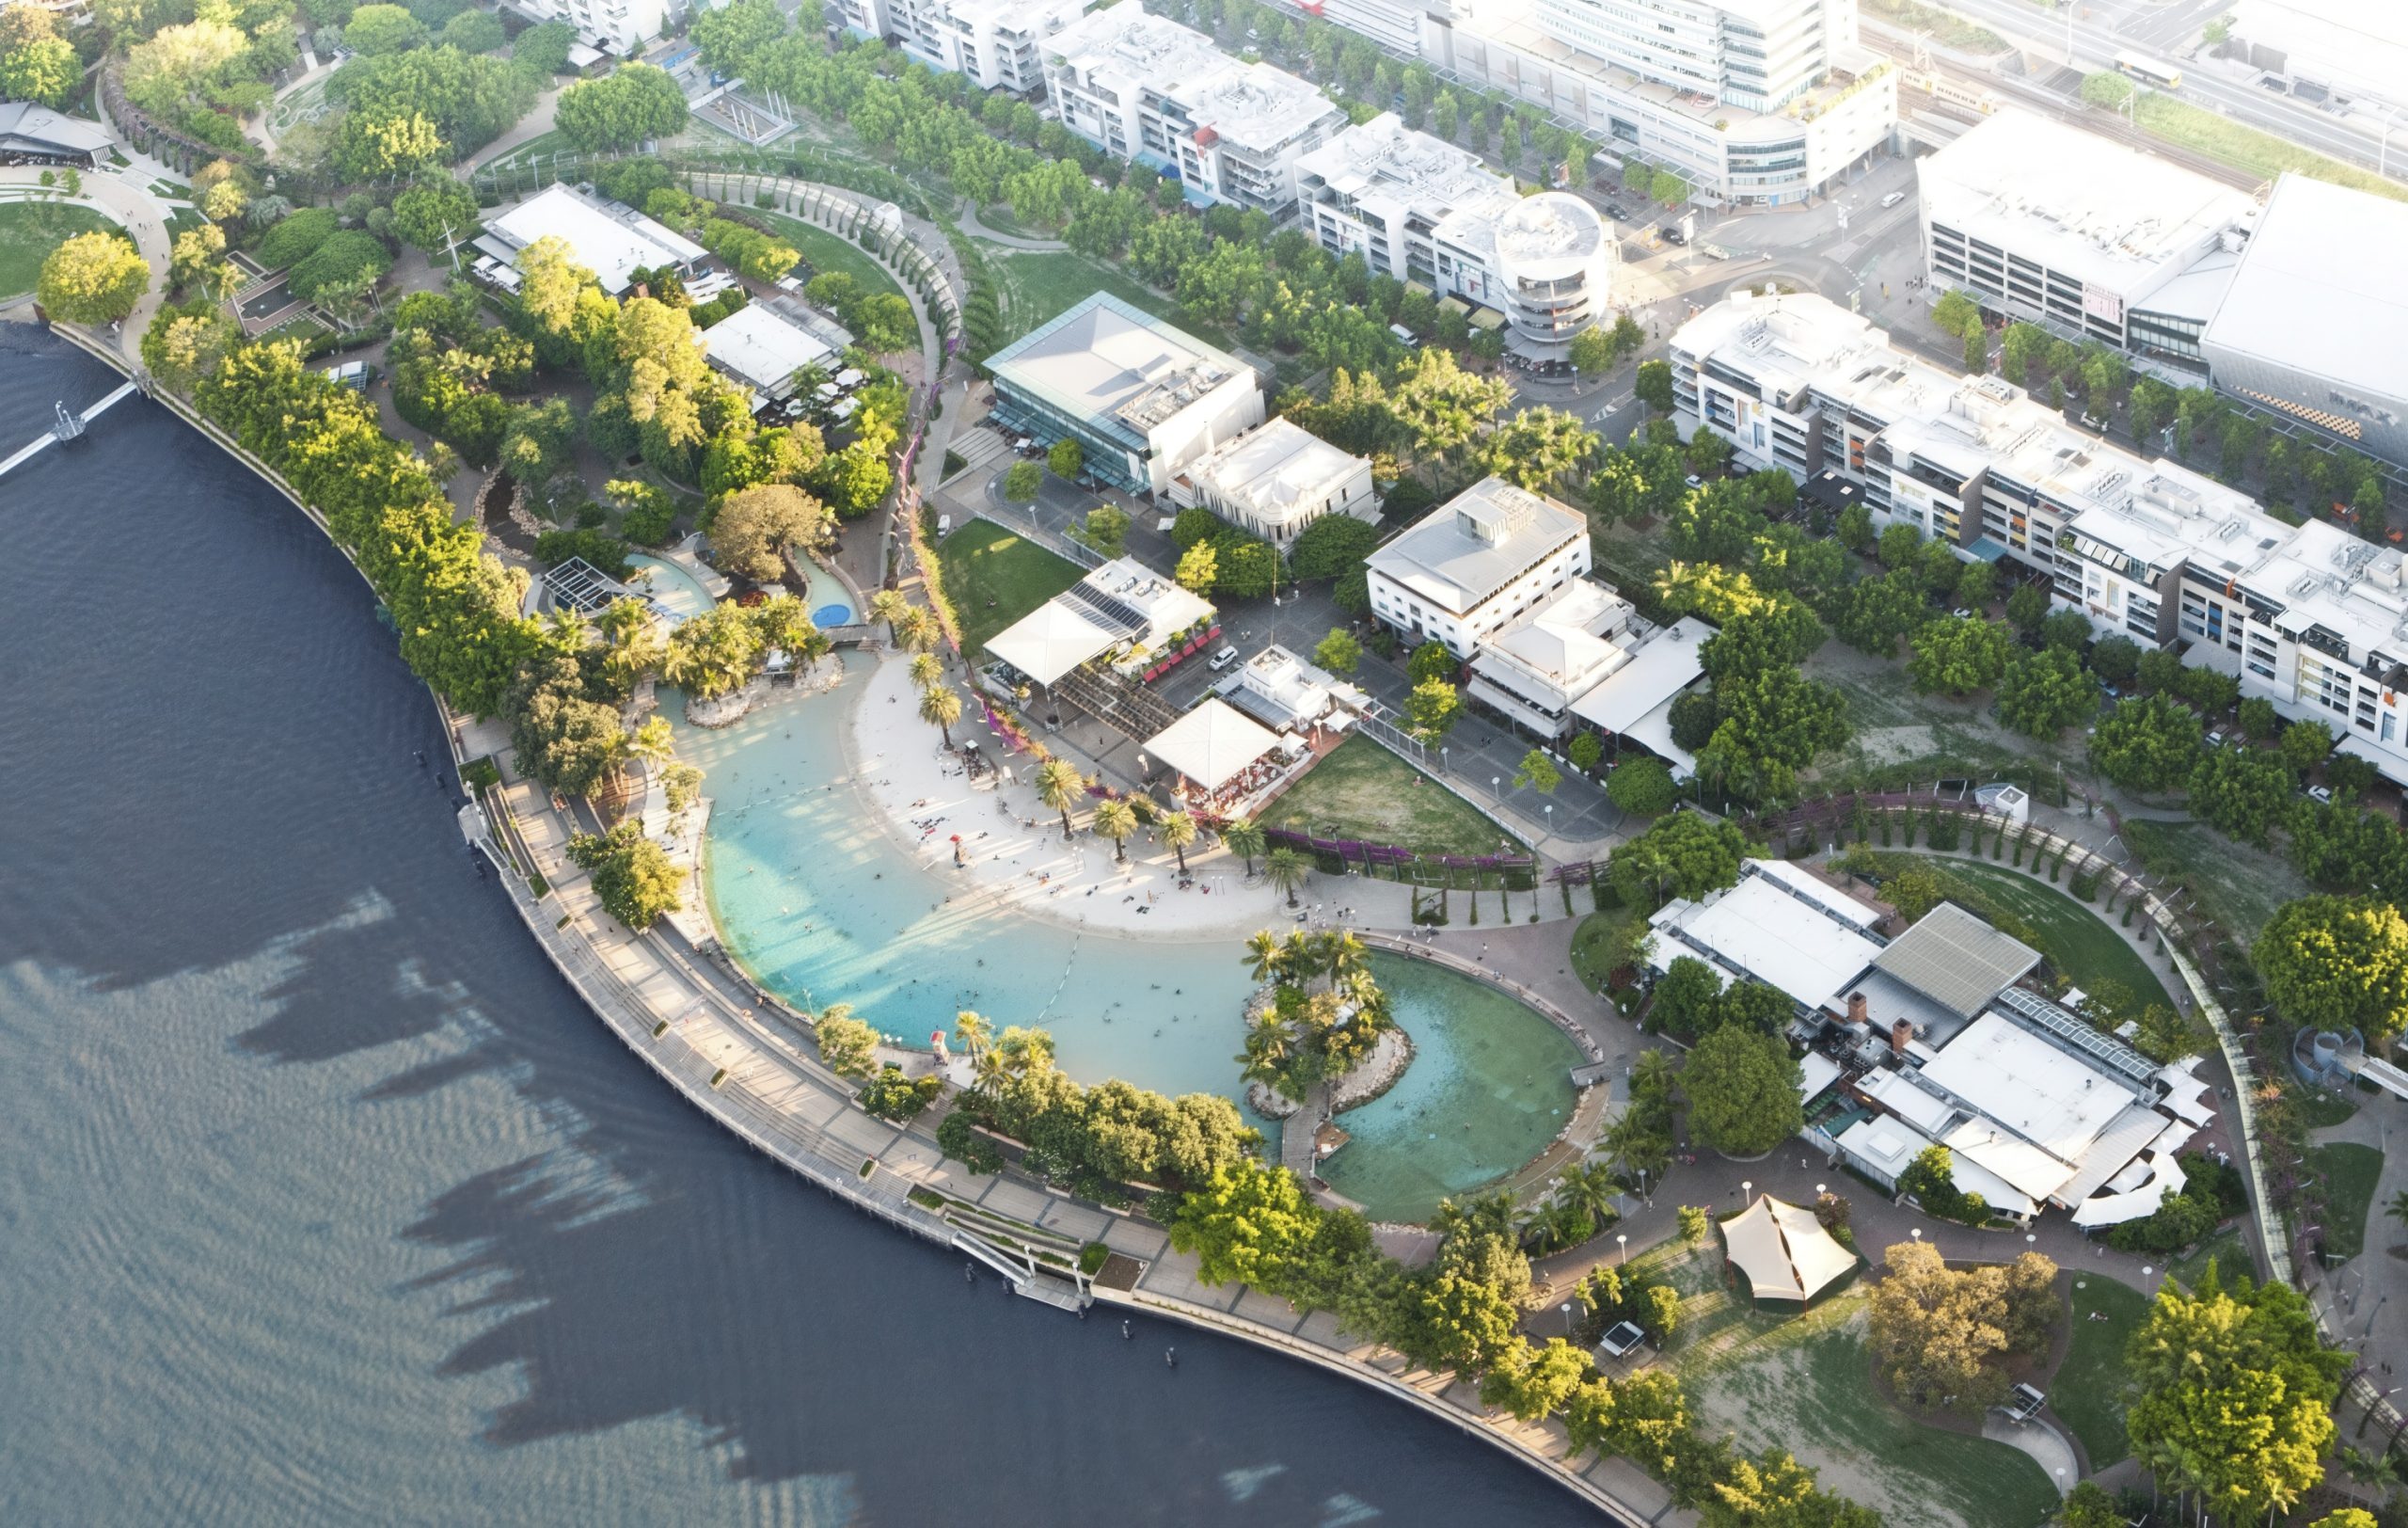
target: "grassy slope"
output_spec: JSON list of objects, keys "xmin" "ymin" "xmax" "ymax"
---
[
  {"xmin": 2052, "ymin": 1275, "xmax": 2148, "ymax": 1470},
  {"xmin": 936, "ymin": 518, "xmax": 1083, "ymax": 659},
  {"xmin": 0, "ymin": 201, "xmax": 115, "ymax": 297},
  {"xmin": 755, "ymin": 211, "xmax": 909, "ymax": 305},
  {"xmin": 2135, "ymin": 92, "xmax": 2408, "ymax": 203},
  {"xmin": 2306, "ymin": 1141, "xmax": 2384, "ymax": 1261},
  {"xmin": 2119, "ymin": 819, "xmax": 2308, "ymax": 951},
  {"xmin": 987, "ymin": 248, "xmax": 1237, "ymax": 354},
  {"xmin": 1256, "ymin": 733, "xmax": 1514, "ymax": 858},
  {"xmin": 1898, "ymin": 854, "xmax": 2178, "ymax": 1014}
]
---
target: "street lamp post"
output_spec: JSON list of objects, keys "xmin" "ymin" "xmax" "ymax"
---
[
  {"xmin": 1493, "ymin": 775, "xmax": 1502, "ymax": 800},
  {"xmin": 1617, "ymin": 1234, "xmax": 1628, "ymax": 1265}
]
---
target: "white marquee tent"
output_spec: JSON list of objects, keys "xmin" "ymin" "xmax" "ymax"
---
[
  {"xmin": 1720, "ymin": 1194, "xmax": 1856, "ymax": 1303},
  {"xmin": 1145, "ymin": 699, "xmax": 1280, "ymax": 791}
]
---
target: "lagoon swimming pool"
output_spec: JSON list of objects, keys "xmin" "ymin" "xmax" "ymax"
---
[
  {"xmin": 673, "ymin": 659, "xmax": 1581, "ymax": 1221},
  {"xmin": 625, "ymin": 554, "xmax": 717, "ymax": 621}
]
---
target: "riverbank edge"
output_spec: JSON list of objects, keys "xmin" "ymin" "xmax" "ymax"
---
[{"xmin": 39, "ymin": 324, "xmax": 1655, "ymax": 1523}]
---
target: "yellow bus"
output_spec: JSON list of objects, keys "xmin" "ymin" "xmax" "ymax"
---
[{"xmin": 2115, "ymin": 51, "xmax": 2183, "ymax": 90}]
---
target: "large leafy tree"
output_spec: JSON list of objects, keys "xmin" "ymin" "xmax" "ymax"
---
[
  {"xmin": 0, "ymin": 3, "xmax": 78, "ymax": 105},
  {"xmin": 712, "ymin": 484, "xmax": 832, "ymax": 582},
  {"xmin": 565, "ymin": 820, "xmax": 682, "ymax": 930},
  {"xmin": 1167, "ymin": 1159, "xmax": 1370, "ymax": 1310},
  {"xmin": 1700, "ymin": 666, "xmax": 1849, "ymax": 802},
  {"xmin": 1833, "ymin": 568, "xmax": 1929, "ymax": 657},
  {"xmin": 2258, "ymin": 895, "xmax": 2408, "ymax": 1042},
  {"xmin": 1680, "ymin": 1026, "xmax": 1802, "ymax": 1157},
  {"xmin": 2185, "ymin": 746, "xmax": 2294, "ymax": 848},
  {"xmin": 1995, "ymin": 648, "xmax": 2099, "ymax": 739},
  {"xmin": 1608, "ymin": 811, "xmax": 1748, "ymax": 910},
  {"xmin": 38, "ymin": 231, "xmax": 150, "ymax": 324},
  {"xmin": 1403, "ymin": 676, "xmax": 1462, "ymax": 742},
  {"xmin": 2125, "ymin": 1265, "xmax": 2347, "ymax": 1524},
  {"xmin": 555, "ymin": 61, "xmax": 689, "ymax": 151},
  {"xmin": 389, "ymin": 175, "xmax": 482, "ymax": 258},
  {"xmin": 1907, "ymin": 615, "xmax": 2011, "ymax": 696},
  {"xmin": 2089, "ymin": 694, "xmax": 2204, "ymax": 794}
]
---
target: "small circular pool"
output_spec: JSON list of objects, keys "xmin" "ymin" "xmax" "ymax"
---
[{"xmin": 799, "ymin": 559, "xmax": 855, "ymax": 627}]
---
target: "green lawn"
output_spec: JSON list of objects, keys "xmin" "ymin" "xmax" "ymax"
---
[
  {"xmin": 0, "ymin": 200, "xmax": 115, "ymax": 296},
  {"xmin": 2135, "ymin": 91, "xmax": 2408, "ymax": 203},
  {"xmin": 1570, "ymin": 904, "xmax": 1638, "ymax": 995},
  {"xmin": 1258, "ymin": 734, "xmax": 1515, "ymax": 858},
  {"xmin": 1660, "ymin": 1238, "xmax": 2058, "ymax": 1528},
  {"xmin": 2294, "ymin": 1089, "xmax": 2361, "ymax": 1128},
  {"xmin": 2306, "ymin": 1141, "xmax": 2384, "ymax": 1261},
  {"xmin": 988, "ymin": 248, "xmax": 1238, "ymax": 354},
  {"xmin": 2053, "ymin": 1276, "xmax": 2148, "ymax": 1470},
  {"xmin": 1889, "ymin": 853, "xmax": 2177, "ymax": 1014},
  {"xmin": 756, "ymin": 211, "xmax": 909, "ymax": 306},
  {"xmin": 936, "ymin": 518, "xmax": 1084, "ymax": 659},
  {"xmin": 2119, "ymin": 819, "xmax": 2308, "ymax": 952}
]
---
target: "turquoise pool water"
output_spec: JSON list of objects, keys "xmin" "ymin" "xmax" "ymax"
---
[
  {"xmin": 626, "ymin": 553, "xmax": 716, "ymax": 621},
  {"xmin": 800, "ymin": 559, "xmax": 855, "ymax": 628},
  {"xmin": 673, "ymin": 660, "xmax": 1582, "ymax": 1216},
  {"xmin": 1322, "ymin": 957, "xmax": 1584, "ymax": 1223}
]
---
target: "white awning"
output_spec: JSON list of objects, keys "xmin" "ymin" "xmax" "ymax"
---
[
  {"xmin": 2070, "ymin": 1151, "xmax": 2189, "ymax": 1228},
  {"xmin": 987, "ymin": 601, "xmax": 1117, "ymax": 682},
  {"xmin": 1145, "ymin": 699, "xmax": 1280, "ymax": 791},
  {"xmin": 1617, "ymin": 690, "xmax": 1698, "ymax": 777},
  {"xmin": 1569, "ymin": 617, "xmax": 1710, "ymax": 732},
  {"xmin": 1720, "ymin": 1194, "xmax": 1855, "ymax": 1302}
]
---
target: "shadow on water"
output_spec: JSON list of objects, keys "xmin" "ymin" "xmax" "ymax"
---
[{"xmin": 0, "ymin": 329, "xmax": 1595, "ymax": 1526}]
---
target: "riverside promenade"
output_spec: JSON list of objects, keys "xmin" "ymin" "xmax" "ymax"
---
[{"xmin": 457, "ymin": 732, "xmax": 1678, "ymax": 1525}]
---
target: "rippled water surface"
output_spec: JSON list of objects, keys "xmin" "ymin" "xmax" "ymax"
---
[{"xmin": 0, "ymin": 332, "xmax": 1594, "ymax": 1526}]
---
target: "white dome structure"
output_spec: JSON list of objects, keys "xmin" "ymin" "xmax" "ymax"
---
[{"xmin": 1491, "ymin": 193, "xmax": 1616, "ymax": 358}]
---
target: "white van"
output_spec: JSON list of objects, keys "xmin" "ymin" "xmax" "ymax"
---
[{"xmin": 1209, "ymin": 645, "xmax": 1241, "ymax": 672}]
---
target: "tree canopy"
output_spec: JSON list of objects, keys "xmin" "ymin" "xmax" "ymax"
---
[
  {"xmin": 38, "ymin": 231, "xmax": 150, "ymax": 324},
  {"xmin": 1680, "ymin": 1026, "xmax": 1803, "ymax": 1157},
  {"xmin": 555, "ymin": 61, "xmax": 690, "ymax": 151},
  {"xmin": 1608, "ymin": 811, "xmax": 1748, "ymax": 910},
  {"xmin": 2257, "ymin": 895, "xmax": 2408, "ymax": 1043}
]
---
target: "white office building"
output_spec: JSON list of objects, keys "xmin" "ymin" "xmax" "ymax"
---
[
  {"xmin": 1488, "ymin": 191, "xmax": 1615, "ymax": 356},
  {"xmin": 1409, "ymin": 0, "xmax": 1897, "ymax": 205},
  {"xmin": 1168, "ymin": 418, "xmax": 1377, "ymax": 545},
  {"xmin": 504, "ymin": 0, "xmax": 666, "ymax": 56},
  {"xmin": 886, "ymin": 0, "xmax": 1091, "ymax": 90},
  {"xmin": 1918, "ymin": 108, "xmax": 2256, "ymax": 361},
  {"xmin": 1364, "ymin": 476, "xmax": 1590, "ymax": 658},
  {"xmin": 2226, "ymin": 0, "xmax": 2408, "ymax": 111},
  {"xmin": 986, "ymin": 292, "xmax": 1265, "ymax": 496},
  {"xmin": 1672, "ymin": 288, "xmax": 2408, "ymax": 783},
  {"xmin": 1041, "ymin": 3, "xmax": 1346, "ymax": 214}
]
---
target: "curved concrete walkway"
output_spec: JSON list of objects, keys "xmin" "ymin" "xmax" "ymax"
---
[
  {"xmin": 1983, "ymin": 1413, "xmax": 2080, "ymax": 1496},
  {"xmin": 955, "ymin": 198, "xmax": 1068, "ymax": 251}
]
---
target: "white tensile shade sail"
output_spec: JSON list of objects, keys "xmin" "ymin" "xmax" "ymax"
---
[
  {"xmin": 986, "ymin": 602, "xmax": 1119, "ymax": 686},
  {"xmin": 1720, "ymin": 1194, "xmax": 1855, "ymax": 1302},
  {"xmin": 1144, "ymin": 699, "xmax": 1280, "ymax": 791}
]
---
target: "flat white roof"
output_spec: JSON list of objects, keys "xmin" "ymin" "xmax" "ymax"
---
[
  {"xmin": 1473, "ymin": 578, "xmax": 1639, "ymax": 690},
  {"xmin": 1648, "ymin": 863, "xmax": 1884, "ymax": 1015},
  {"xmin": 1916, "ymin": 1011, "xmax": 2148, "ymax": 1200},
  {"xmin": 484, "ymin": 184, "xmax": 707, "ymax": 296},
  {"xmin": 1366, "ymin": 477, "xmax": 1586, "ymax": 616},
  {"xmin": 1184, "ymin": 419, "xmax": 1368, "ymax": 528},
  {"xmin": 1295, "ymin": 112, "xmax": 1521, "ymax": 228},
  {"xmin": 703, "ymin": 303, "xmax": 836, "ymax": 394},
  {"xmin": 1919, "ymin": 108, "xmax": 2253, "ymax": 296},
  {"xmin": 1833, "ymin": 1113, "xmax": 2039, "ymax": 1218},
  {"xmin": 1568, "ymin": 617, "xmax": 1710, "ymax": 732},
  {"xmin": 986, "ymin": 600, "xmax": 1119, "ymax": 682},
  {"xmin": 989, "ymin": 293, "xmax": 1254, "ymax": 446},
  {"xmin": 2205, "ymin": 171, "xmax": 2408, "ymax": 412}
]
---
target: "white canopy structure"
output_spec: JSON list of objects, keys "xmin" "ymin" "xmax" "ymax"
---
[
  {"xmin": 2070, "ymin": 1152, "xmax": 2189, "ymax": 1229},
  {"xmin": 1720, "ymin": 1194, "xmax": 1855, "ymax": 1303},
  {"xmin": 986, "ymin": 602, "xmax": 1122, "ymax": 686},
  {"xmin": 1145, "ymin": 699, "xmax": 1280, "ymax": 791}
]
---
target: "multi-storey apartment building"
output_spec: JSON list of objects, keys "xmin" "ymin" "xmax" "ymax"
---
[
  {"xmin": 1917, "ymin": 108, "xmax": 2255, "ymax": 365},
  {"xmin": 1041, "ymin": 3, "xmax": 1346, "ymax": 214},
  {"xmin": 1672, "ymin": 289, "xmax": 2408, "ymax": 781},
  {"xmin": 505, "ymin": 0, "xmax": 668, "ymax": 57},
  {"xmin": 1400, "ymin": 0, "xmax": 1896, "ymax": 206},
  {"xmin": 887, "ymin": 0, "xmax": 1092, "ymax": 90}
]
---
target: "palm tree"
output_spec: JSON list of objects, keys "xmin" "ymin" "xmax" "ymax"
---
[
  {"xmin": 1035, "ymin": 757, "xmax": 1085, "ymax": 837},
  {"xmin": 895, "ymin": 607, "xmax": 939, "ymax": 653},
  {"xmin": 918, "ymin": 681, "xmax": 963, "ymax": 746},
  {"xmin": 1324, "ymin": 929, "xmax": 1369, "ymax": 985},
  {"xmin": 2389, "ymin": 1188, "xmax": 2408, "ymax": 1233},
  {"xmin": 1556, "ymin": 1158, "xmax": 1622, "ymax": 1236},
  {"xmin": 1161, "ymin": 809, "xmax": 1198, "ymax": 875},
  {"xmin": 954, "ymin": 1009, "xmax": 991, "ymax": 1063},
  {"xmin": 1223, "ymin": 816, "xmax": 1266, "ymax": 874},
  {"xmin": 908, "ymin": 652, "xmax": 943, "ymax": 688},
  {"xmin": 1236, "ymin": 1015, "xmax": 1299, "ymax": 1087},
  {"xmin": 1093, "ymin": 798, "xmax": 1138, "ymax": 863},
  {"xmin": 627, "ymin": 714, "xmax": 674, "ymax": 769},
  {"xmin": 1244, "ymin": 930, "xmax": 1285, "ymax": 984},
  {"xmin": 1281, "ymin": 930, "xmax": 1316, "ymax": 981},
  {"xmin": 868, "ymin": 588, "xmax": 908, "ymax": 644}
]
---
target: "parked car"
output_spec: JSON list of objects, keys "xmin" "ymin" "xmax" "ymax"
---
[
  {"xmin": 1659, "ymin": 226, "xmax": 1687, "ymax": 246},
  {"xmin": 1880, "ymin": 190, "xmax": 1908, "ymax": 209},
  {"xmin": 2207, "ymin": 730, "xmax": 2227, "ymax": 747},
  {"xmin": 1209, "ymin": 645, "xmax": 1241, "ymax": 672},
  {"xmin": 1683, "ymin": 473, "xmax": 1703, "ymax": 489},
  {"xmin": 2307, "ymin": 784, "xmax": 2335, "ymax": 804},
  {"xmin": 1604, "ymin": 202, "xmax": 1628, "ymax": 220}
]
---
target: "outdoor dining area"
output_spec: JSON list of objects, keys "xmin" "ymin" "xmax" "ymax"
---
[{"xmin": 1144, "ymin": 698, "xmax": 1316, "ymax": 819}]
